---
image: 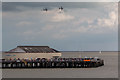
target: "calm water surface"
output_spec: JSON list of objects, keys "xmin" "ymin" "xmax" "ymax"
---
[{"xmin": 2, "ymin": 51, "xmax": 118, "ymax": 78}]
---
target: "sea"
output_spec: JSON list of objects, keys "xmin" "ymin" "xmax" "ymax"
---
[{"xmin": 2, "ymin": 51, "xmax": 118, "ymax": 78}]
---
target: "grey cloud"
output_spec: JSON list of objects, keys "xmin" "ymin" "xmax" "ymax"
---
[{"xmin": 2, "ymin": 2, "xmax": 111, "ymax": 12}]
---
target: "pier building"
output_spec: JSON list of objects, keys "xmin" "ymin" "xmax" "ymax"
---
[{"xmin": 3, "ymin": 46, "xmax": 61, "ymax": 59}]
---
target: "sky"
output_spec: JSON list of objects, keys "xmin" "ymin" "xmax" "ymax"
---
[
  {"xmin": 1, "ymin": 0, "xmax": 119, "ymax": 2},
  {"xmin": 2, "ymin": 2, "xmax": 118, "ymax": 51}
]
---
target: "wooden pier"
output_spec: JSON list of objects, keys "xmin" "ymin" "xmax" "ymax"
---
[{"xmin": 2, "ymin": 58, "xmax": 104, "ymax": 68}]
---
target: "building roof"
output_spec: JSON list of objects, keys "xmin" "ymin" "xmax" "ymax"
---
[{"xmin": 6, "ymin": 46, "xmax": 60, "ymax": 53}]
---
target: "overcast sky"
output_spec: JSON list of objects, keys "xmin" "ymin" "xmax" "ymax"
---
[{"xmin": 2, "ymin": 2, "xmax": 118, "ymax": 51}]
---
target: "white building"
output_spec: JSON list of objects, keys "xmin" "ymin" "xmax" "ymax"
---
[{"xmin": 3, "ymin": 46, "xmax": 61, "ymax": 59}]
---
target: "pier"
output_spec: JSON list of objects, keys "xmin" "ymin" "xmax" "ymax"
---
[{"xmin": 2, "ymin": 57, "xmax": 104, "ymax": 68}]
